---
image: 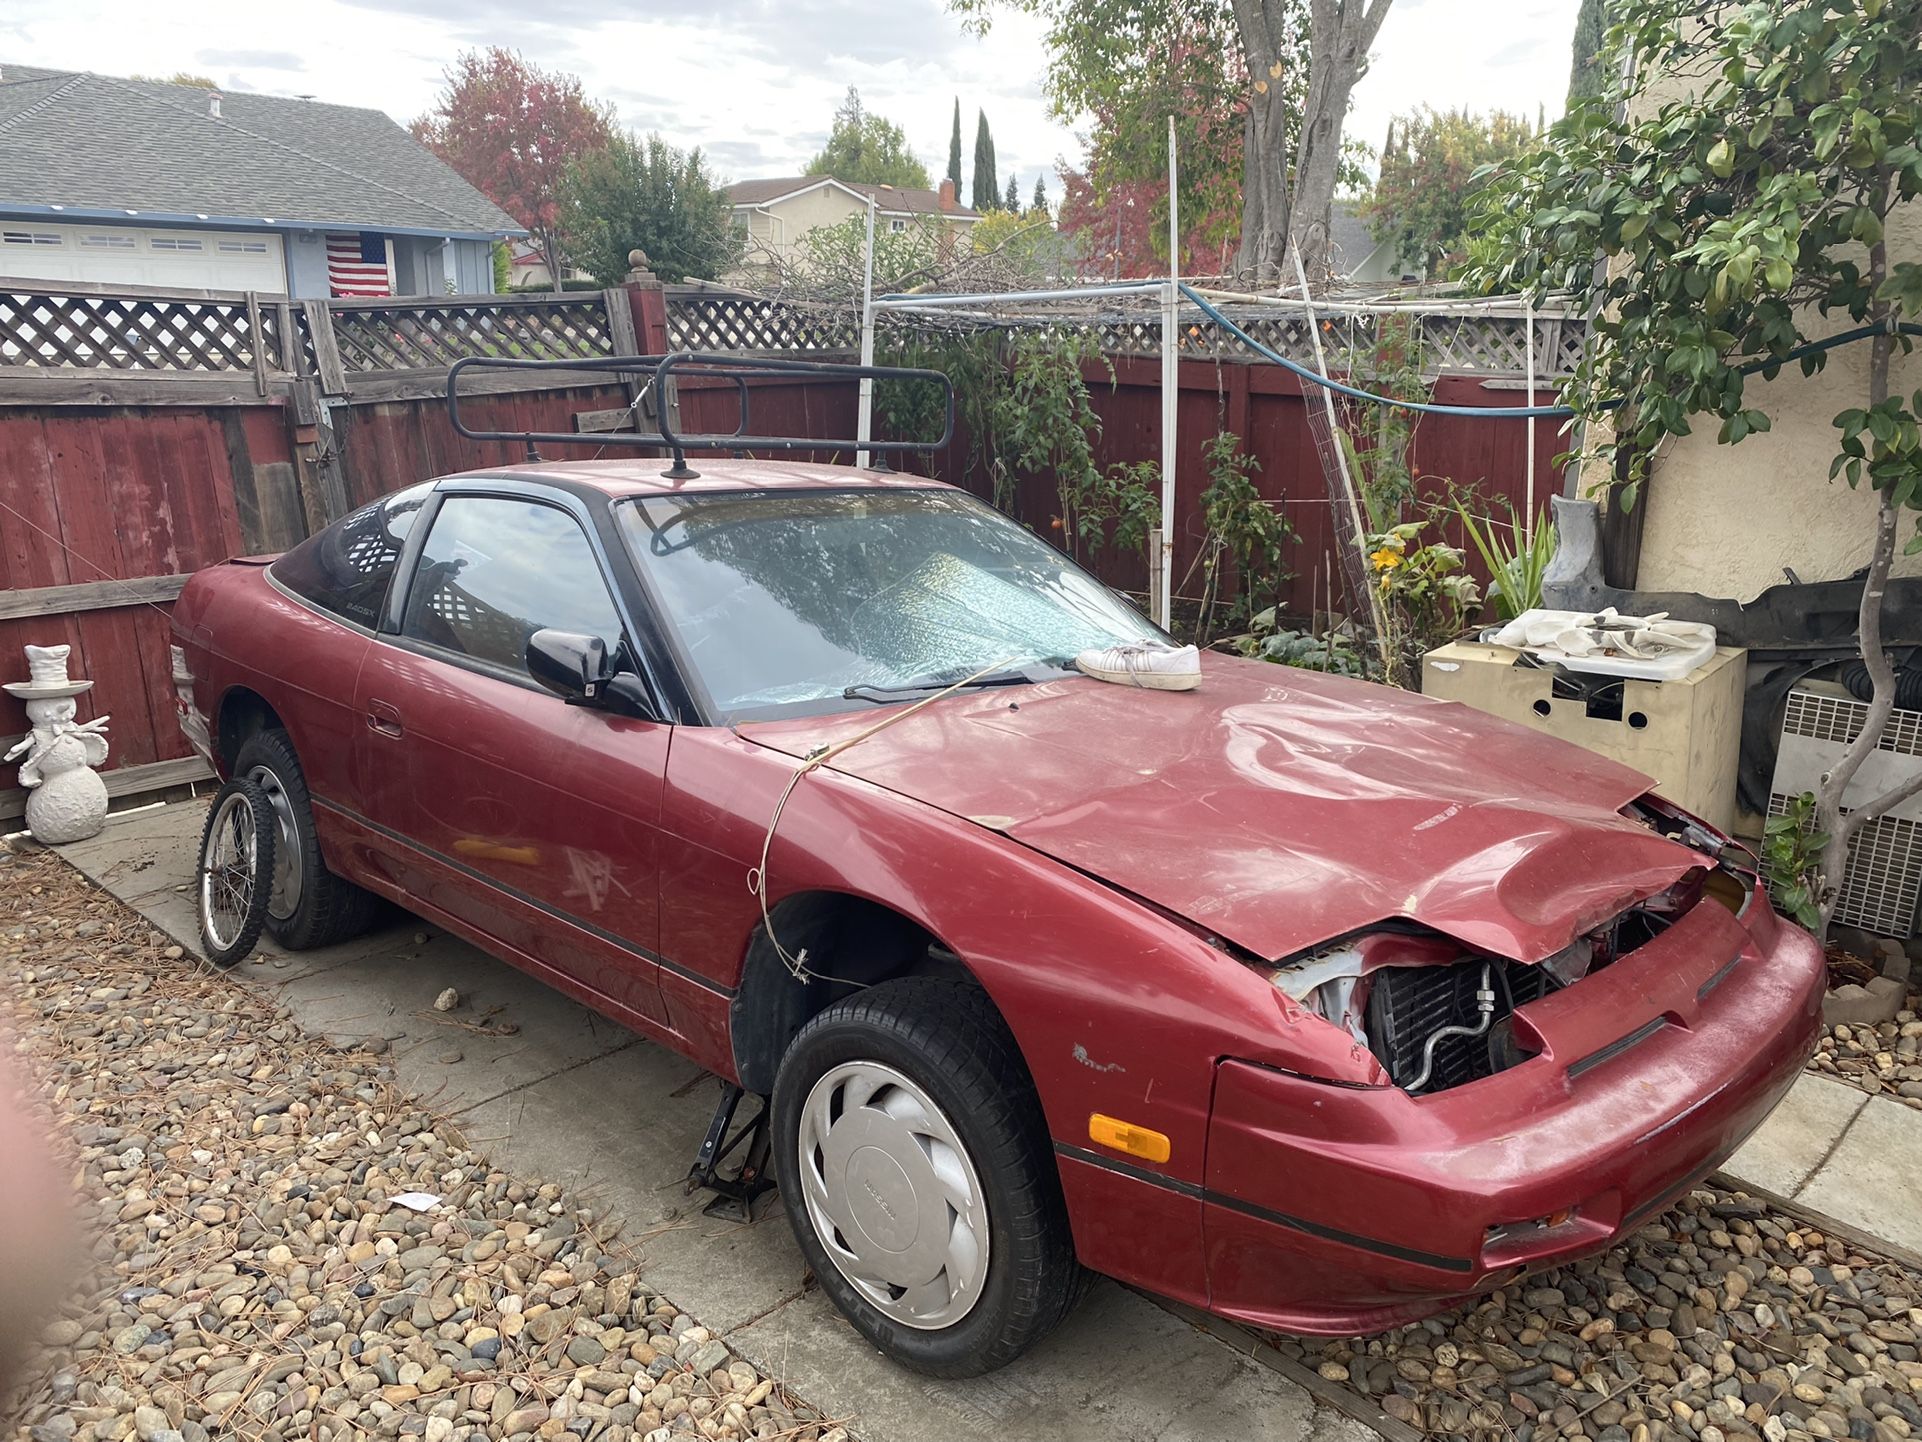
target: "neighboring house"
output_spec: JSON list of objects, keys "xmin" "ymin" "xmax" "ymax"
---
[
  {"xmin": 506, "ymin": 238, "xmax": 592, "ymax": 291},
  {"xmin": 725, "ymin": 176, "xmax": 980, "ymax": 282},
  {"xmin": 1328, "ymin": 200, "xmax": 1418, "ymax": 285},
  {"xmin": 0, "ymin": 64, "xmax": 522, "ymax": 299}
]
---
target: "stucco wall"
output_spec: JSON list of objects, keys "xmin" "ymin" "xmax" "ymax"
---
[{"xmin": 1625, "ymin": 33, "xmax": 1921, "ymax": 601}]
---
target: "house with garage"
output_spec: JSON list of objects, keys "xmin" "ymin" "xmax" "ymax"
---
[
  {"xmin": 0, "ymin": 65, "xmax": 521, "ymax": 298},
  {"xmin": 725, "ymin": 175, "xmax": 980, "ymax": 283}
]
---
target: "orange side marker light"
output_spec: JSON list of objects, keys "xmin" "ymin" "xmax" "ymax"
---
[{"xmin": 1089, "ymin": 1113, "xmax": 1171, "ymax": 1164}]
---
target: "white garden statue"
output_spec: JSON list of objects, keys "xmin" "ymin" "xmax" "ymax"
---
[{"xmin": 4, "ymin": 644, "xmax": 110, "ymax": 844}]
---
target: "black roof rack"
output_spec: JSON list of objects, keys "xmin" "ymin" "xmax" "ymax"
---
[{"xmin": 445, "ymin": 351, "xmax": 955, "ymax": 481}]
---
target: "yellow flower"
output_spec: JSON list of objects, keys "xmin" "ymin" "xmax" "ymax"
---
[{"xmin": 1369, "ymin": 547, "xmax": 1402, "ymax": 571}]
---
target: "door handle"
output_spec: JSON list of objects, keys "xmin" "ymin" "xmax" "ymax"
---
[{"xmin": 366, "ymin": 699, "xmax": 404, "ymax": 738}]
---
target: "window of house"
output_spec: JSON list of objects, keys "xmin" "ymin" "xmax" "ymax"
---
[
  {"xmin": 1, "ymin": 231, "xmax": 61, "ymax": 246},
  {"xmin": 889, "ymin": 218, "xmax": 908, "ymax": 233},
  {"xmin": 80, "ymin": 234, "xmax": 137, "ymax": 249},
  {"xmin": 400, "ymin": 497, "xmax": 626, "ymax": 681},
  {"xmin": 149, "ymin": 236, "xmax": 204, "ymax": 251},
  {"xmin": 218, "ymin": 239, "xmax": 269, "ymax": 253},
  {"xmin": 271, "ymin": 483, "xmax": 432, "ymax": 630}
]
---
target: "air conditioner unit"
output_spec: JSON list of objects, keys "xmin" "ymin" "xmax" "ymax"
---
[{"xmin": 1769, "ymin": 685, "xmax": 1922, "ymax": 936}]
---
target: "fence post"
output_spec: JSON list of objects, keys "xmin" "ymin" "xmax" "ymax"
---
[
  {"xmin": 300, "ymin": 299, "xmax": 348, "ymax": 396},
  {"xmin": 622, "ymin": 254, "xmax": 670, "ymax": 354}
]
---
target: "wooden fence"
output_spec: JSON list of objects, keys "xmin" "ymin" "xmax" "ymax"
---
[{"xmin": 1, "ymin": 273, "xmax": 1575, "ymax": 818}]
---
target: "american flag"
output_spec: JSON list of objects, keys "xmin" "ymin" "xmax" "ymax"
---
[{"xmin": 326, "ymin": 232, "xmax": 392, "ymax": 297}]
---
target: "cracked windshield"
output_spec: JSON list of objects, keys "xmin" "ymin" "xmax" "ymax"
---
[{"xmin": 618, "ymin": 488, "xmax": 1161, "ymax": 719}]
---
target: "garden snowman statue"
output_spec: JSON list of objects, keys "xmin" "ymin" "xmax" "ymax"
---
[{"xmin": 4, "ymin": 644, "xmax": 110, "ymax": 843}]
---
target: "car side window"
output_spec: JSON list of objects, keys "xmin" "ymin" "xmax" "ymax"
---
[
  {"xmin": 272, "ymin": 482, "xmax": 431, "ymax": 629},
  {"xmin": 398, "ymin": 496, "xmax": 627, "ymax": 682}
]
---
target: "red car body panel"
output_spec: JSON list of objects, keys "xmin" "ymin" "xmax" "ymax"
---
[
  {"xmin": 737, "ymin": 656, "xmax": 1700, "ymax": 963},
  {"xmin": 170, "ymin": 461, "xmax": 1824, "ymax": 1336}
]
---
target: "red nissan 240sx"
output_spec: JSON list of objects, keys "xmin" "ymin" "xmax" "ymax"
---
[{"xmin": 171, "ymin": 356, "xmax": 1824, "ymax": 1377}]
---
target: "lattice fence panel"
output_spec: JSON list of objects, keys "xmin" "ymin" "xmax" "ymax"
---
[
  {"xmin": 664, "ymin": 294, "xmax": 859, "ymax": 354},
  {"xmin": 0, "ymin": 288, "xmax": 300, "ymax": 371},
  {"xmin": 327, "ymin": 296, "xmax": 618, "ymax": 373},
  {"xmin": 663, "ymin": 290, "xmax": 1585, "ymax": 379}
]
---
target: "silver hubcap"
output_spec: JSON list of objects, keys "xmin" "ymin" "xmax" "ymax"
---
[
  {"xmin": 198, "ymin": 791, "xmax": 260, "ymax": 952},
  {"xmin": 797, "ymin": 1061, "xmax": 989, "ymax": 1330},
  {"xmin": 245, "ymin": 763, "xmax": 302, "ymax": 922}
]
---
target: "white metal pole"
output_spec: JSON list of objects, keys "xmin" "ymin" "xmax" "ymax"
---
[
  {"xmin": 856, "ymin": 196, "xmax": 877, "ymax": 467},
  {"xmin": 1524, "ymin": 296, "xmax": 1536, "ymax": 544},
  {"xmin": 1157, "ymin": 114, "xmax": 1179, "ymax": 631}
]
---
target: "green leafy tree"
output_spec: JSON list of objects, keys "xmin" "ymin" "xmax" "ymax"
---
[
  {"xmin": 954, "ymin": 0, "xmax": 1392, "ymax": 278},
  {"xmin": 1004, "ymin": 174, "xmax": 1021, "ymax": 212},
  {"xmin": 558, "ymin": 130, "xmax": 738, "ymax": 284},
  {"xmin": 1466, "ymin": 0, "xmax": 1922, "ymax": 941},
  {"xmin": 973, "ymin": 110, "xmax": 999, "ymax": 211},
  {"xmin": 1363, "ymin": 106, "xmax": 1537, "ymax": 279},
  {"xmin": 947, "ymin": 99, "xmax": 964, "ymax": 191},
  {"xmin": 1032, "ymin": 176, "xmax": 1049, "ymax": 214},
  {"xmin": 491, "ymin": 239, "xmax": 512, "ymax": 292},
  {"xmin": 1565, "ymin": 0, "xmax": 1609, "ymax": 107},
  {"xmin": 804, "ymin": 87, "xmax": 931, "ymax": 188}
]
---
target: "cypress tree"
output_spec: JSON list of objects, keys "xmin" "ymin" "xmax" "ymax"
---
[
  {"xmin": 972, "ymin": 110, "xmax": 997, "ymax": 211},
  {"xmin": 1004, "ymin": 174, "xmax": 1020, "ymax": 212},
  {"xmin": 1031, "ymin": 176, "xmax": 1047, "ymax": 215},
  {"xmin": 1566, "ymin": 0, "xmax": 1608, "ymax": 107},
  {"xmin": 946, "ymin": 98, "xmax": 962, "ymax": 191}
]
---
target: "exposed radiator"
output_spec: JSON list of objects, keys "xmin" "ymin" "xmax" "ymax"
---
[{"xmin": 1769, "ymin": 687, "xmax": 1922, "ymax": 936}]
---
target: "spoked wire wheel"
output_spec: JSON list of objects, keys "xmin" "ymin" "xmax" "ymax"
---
[{"xmin": 195, "ymin": 777, "xmax": 277, "ymax": 968}]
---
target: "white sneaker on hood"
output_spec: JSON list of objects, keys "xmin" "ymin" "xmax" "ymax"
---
[{"xmin": 1074, "ymin": 640, "xmax": 1202, "ymax": 691}]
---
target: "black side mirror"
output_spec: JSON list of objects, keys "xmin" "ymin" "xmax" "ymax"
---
[
  {"xmin": 526, "ymin": 629, "xmax": 659, "ymax": 721},
  {"xmin": 527, "ymin": 628, "xmax": 610, "ymax": 702}
]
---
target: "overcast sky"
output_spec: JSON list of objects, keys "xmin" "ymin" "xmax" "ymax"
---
[{"xmin": 2, "ymin": 0, "xmax": 1579, "ymax": 199}]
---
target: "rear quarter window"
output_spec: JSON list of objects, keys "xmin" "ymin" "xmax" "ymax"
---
[{"xmin": 271, "ymin": 483, "xmax": 431, "ymax": 629}]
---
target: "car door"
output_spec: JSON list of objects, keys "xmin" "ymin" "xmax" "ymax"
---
[{"xmin": 352, "ymin": 487, "xmax": 672, "ymax": 1026}]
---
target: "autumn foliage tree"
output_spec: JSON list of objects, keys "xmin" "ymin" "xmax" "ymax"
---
[{"xmin": 411, "ymin": 48, "xmax": 615, "ymax": 288}]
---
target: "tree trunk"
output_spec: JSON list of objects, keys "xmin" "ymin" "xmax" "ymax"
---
[
  {"xmin": 1232, "ymin": 0, "xmax": 1393, "ymax": 282},
  {"xmin": 1813, "ymin": 168, "xmax": 1896, "ymax": 944},
  {"xmin": 539, "ymin": 229, "xmax": 565, "ymax": 293}
]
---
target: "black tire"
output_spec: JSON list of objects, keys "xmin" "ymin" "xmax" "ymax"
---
[
  {"xmin": 771, "ymin": 977, "xmax": 1089, "ymax": 1376},
  {"xmin": 195, "ymin": 777, "xmax": 276, "ymax": 968},
  {"xmin": 232, "ymin": 728, "xmax": 379, "ymax": 950}
]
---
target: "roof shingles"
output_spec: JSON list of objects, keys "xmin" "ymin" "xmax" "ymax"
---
[
  {"xmin": 0, "ymin": 65, "xmax": 520, "ymax": 236},
  {"xmin": 727, "ymin": 175, "xmax": 978, "ymax": 219}
]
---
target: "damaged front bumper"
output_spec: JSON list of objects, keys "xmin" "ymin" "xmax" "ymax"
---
[{"xmin": 1200, "ymin": 885, "xmax": 1825, "ymax": 1335}]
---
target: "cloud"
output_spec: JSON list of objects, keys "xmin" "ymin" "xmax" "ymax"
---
[{"xmin": 196, "ymin": 47, "xmax": 306, "ymax": 70}]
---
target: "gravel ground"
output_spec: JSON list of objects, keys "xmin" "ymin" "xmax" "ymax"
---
[
  {"xmin": 1811, "ymin": 1005, "xmax": 1922, "ymax": 1112},
  {"xmin": 1267, "ymin": 1189, "xmax": 1922, "ymax": 1442},
  {"xmin": 0, "ymin": 846, "xmax": 842, "ymax": 1442}
]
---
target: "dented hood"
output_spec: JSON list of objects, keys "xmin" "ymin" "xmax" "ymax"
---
[{"xmin": 741, "ymin": 655, "xmax": 1698, "ymax": 962}]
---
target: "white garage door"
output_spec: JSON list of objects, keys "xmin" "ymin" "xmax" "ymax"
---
[{"xmin": 0, "ymin": 221, "xmax": 288, "ymax": 293}]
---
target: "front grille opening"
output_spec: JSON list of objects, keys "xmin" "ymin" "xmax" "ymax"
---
[{"xmin": 1365, "ymin": 960, "xmax": 1552, "ymax": 1096}]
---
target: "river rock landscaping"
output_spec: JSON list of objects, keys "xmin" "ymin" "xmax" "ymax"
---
[
  {"xmin": 0, "ymin": 846, "xmax": 840, "ymax": 1442},
  {"xmin": 1268, "ymin": 1188, "xmax": 1922, "ymax": 1442},
  {"xmin": 1811, "ymin": 1006, "xmax": 1922, "ymax": 1113}
]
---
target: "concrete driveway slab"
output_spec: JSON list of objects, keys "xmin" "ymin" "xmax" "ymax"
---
[
  {"xmin": 1795, "ymin": 1094, "xmax": 1922, "ymax": 1255},
  {"xmin": 730, "ymin": 1282, "xmax": 1373, "ymax": 1442},
  {"xmin": 1722, "ymin": 1070, "xmax": 1871, "ymax": 1197}
]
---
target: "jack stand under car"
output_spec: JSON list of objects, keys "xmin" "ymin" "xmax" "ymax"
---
[{"xmin": 687, "ymin": 1081, "xmax": 774, "ymax": 1223}]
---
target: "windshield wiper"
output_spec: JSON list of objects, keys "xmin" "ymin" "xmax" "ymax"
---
[{"xmin": 842, "ymin": 660, "xmax": 1067, "ymax": 702}]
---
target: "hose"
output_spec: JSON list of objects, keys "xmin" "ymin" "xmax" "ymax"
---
[{"xmin": 1404, "ymin": 964, "xmax": 1496, "ymax": 1093}]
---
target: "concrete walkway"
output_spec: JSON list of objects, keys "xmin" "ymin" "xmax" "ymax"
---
[
  {"xmin": 48, "ymin": 799, "xmax": 1374, "ymax": 1442},
  {"xmin": 1722, "ymin": 1065, "xmax": 1922, "ymax": 1260}
]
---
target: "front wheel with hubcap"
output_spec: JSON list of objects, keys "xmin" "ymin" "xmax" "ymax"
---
[
  {"xmin": 195, "ymin": 777, "xmax": 276, "ymax": 967},
  {"xmin": 772, "ymin": 977, "xmax": 1088, "ymax": 1376}
]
